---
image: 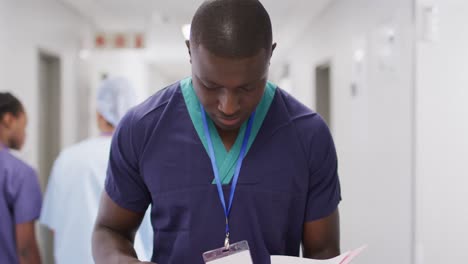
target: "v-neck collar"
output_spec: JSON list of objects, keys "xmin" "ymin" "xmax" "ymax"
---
[{"xmin": 180, "ymin": 77, "xmax": 276, "ymax": 184}]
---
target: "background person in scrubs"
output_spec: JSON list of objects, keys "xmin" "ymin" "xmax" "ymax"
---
[
  {"xmin": 93, "ymin": 1, "xmax": 341, "ymax": 263},
  {"xmin": 40, "ymin": 77, "xmax": 153, "ymax": 264},
  {"xmin": 0, "ymin": 92, "xmax": 42, "ymax": 264}
]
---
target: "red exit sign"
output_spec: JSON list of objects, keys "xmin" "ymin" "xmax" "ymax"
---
[{"xmin": 95, "ymin": 33, "xmax": 145, "ymax": 49}]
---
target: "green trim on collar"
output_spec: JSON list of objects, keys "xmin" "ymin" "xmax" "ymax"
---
[{"xmin": 181, "ymin": 77, "xmax": 276, "ymax": 184}]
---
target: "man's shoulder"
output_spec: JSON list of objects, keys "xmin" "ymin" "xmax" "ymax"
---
[
  {"xmin": 115, "ymin": 81, "xmax": 182, "ymax": 150},
  {"xmin": 274, "ymin": 88, "xmax": 331, "ymax": 146},
  {"xmin": 130, "ymin": 81, "xmax": 181, "ymax": 124},
  {"xmin": 0, "ymin": 151, "xmax": 37, "ymax": 181},
  {"xmin": 275, "ymin": 88, "xmax": 323, "ymax": 127}
]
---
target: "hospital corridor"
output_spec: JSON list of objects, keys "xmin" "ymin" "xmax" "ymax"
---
[{"xmin": 0, "ymin": 0, "xmax": 467, "ymax": 264}]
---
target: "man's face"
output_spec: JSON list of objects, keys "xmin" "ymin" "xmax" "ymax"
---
[{"xmin": 189, "ymin": 44, "xmax": 272, "ymax": 132}]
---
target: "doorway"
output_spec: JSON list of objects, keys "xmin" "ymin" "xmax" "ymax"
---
[
  {"xmin": 37, "ymin": 50, "xmax": 61, "ymax": 264},
  {"xmin": 315, "ymin": 63, "xmax": 332, "ymax": 126}
]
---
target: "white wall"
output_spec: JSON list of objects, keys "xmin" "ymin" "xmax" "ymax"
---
[
  {"xmin": 0, "ymin": 1, "xmax": 6, "ymax": 84},
  {"xmin": 0, "ymin": 1, "xmax": 87, "ymax": 263},
  {"xmin": 0, "ymin": 0, "xmax": 86, "ymax": 168},
  {"xmin": 147, "ymin": 59, "xmax": 192, "ymax": 90},
  {"xmin": 415, "ymin": 1, "xmax": 468, "ymax": 263},
  {"xmin": 286, "ymin": 0, "xmax": 415, "ymax": 263},
  {"xmin": 147, "ymin": 64, "xmax": 174, "ymax": 93},
  {"xmin": 82, "ymin": 50, "xmax": 151, "ymax": 136}
]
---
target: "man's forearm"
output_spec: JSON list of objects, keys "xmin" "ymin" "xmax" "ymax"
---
[
  {"xmin": 303, "ymin": 246, "xmax": 340, "ymax": 259},
  {"xmin": 18, "ymin": 241, "xmax": 41, "ymax": 264},
  {"xmin": 303, "ymin": 209, "xmax": 341, "ymax": 260},
  {"xmin": 92, "ymin": 225, "xmax": 142, "ymax": 264}
]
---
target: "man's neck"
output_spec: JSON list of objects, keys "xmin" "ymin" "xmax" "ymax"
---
[
  {"xmin": 216, "ymin": 127, "xmax": 239, "ymax": 152},
  {"xmin": 0, "ymin": 133, "xmax": 9, "ymax": 148}
]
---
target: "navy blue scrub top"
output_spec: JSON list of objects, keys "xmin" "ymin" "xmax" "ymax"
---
[{"xmin": 105, "ymin": 81, "xmax": 341, "ymax": 264}]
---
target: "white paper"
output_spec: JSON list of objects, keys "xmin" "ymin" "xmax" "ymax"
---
[
  {"xmin": 207, "ymin": 251, "xmax": 253, "ymax": 264},
  {"xmin": 271, "ymin": 246, "xmax": 366, "ymax": 264}
]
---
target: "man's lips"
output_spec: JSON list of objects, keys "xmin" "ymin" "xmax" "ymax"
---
[{"xmin": 218, "ymin": 116, "xmax": 241, "ymax": 127}]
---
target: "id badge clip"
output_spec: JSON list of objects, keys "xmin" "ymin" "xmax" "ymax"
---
[{"xmin": 203, "ymin": 240, "xmax": 253, "ymax": 263}]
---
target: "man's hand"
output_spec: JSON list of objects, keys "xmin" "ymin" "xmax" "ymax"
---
[{"xmin": 92, "ymin": 192, "xmax": 147, "ymax": 264}]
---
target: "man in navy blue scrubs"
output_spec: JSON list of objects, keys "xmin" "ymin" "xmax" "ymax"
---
[{"xmin": 92, "ymin": 1, "xmax": 341, "ymax": 263}]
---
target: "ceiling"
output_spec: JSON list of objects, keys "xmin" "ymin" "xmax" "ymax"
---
[{"xmin": 60, "ymin": 0, "xmax": 333, "ymax": 79}]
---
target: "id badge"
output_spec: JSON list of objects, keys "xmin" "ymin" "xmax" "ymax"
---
[{"xmin": 203, "ymin": 240, "xmax": 253, "ymax": 264}]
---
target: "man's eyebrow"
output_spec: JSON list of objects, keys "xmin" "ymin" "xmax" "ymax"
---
[
  {"xmin": 202, "ymin": 78, "xmax": 219, "ymax": 86},
  {"xmin": 198, "ymin": 74, "xmax": 259, "ymax": 89}
]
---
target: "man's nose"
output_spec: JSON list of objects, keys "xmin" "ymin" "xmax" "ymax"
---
[{"xmin": 218, "ymin": 91, "xmax": 240, "ymax": 116}]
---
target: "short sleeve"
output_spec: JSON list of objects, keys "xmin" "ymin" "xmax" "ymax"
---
[
  {"xmin": 13, "ymin": 166, "xmax": 42, "ymax": 224},
  {"xmin": 303, "ymin": 115, "xmax": 341, "ymax": 222},
  {"xmin": 105, "ymin": 110, "xmax": 151, "ymax": 213}
]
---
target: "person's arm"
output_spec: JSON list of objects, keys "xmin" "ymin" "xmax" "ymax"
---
[
  {"xmin": 95, "ymin": 109, "xmax": 153, "ymax": 263},
  {"xmin": 16, "ymin": 221, "xmax": 41, "ymax": 264},
  {"xmin": 10, "ymin": 165, "xmax": 43, "ymax": 264},
  {"xmin": 299, "ymin": 115, "xmax": 342, "ymax": 259},
  {"xmin": 303, "ymin": 209, "xmax": 340, "ymax": 259},
  {"xmin": 92, "ymin": 192, "xmax": 154, "ymax": 264}
]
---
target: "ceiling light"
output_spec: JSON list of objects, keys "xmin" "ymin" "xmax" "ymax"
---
[{"xmin": 182, "ymin": 24, "xmax": 191, "ymax": 40}]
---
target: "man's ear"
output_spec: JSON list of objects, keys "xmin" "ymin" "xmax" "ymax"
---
[
  {"xmin": 186, "ymin": 40, "xmax": 192, "ymax": 64},
  {"xmin": 0, "ymin": 113, "xmax": 13, "ymax": 129},
  {"xmin": 271, "ymin": 43, "xmax": 277, "ymax": 57}
]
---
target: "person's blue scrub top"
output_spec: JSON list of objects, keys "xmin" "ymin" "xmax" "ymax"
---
[
  {"xmin": 105, "ymin": 80, "xmax": 341, "ymax": 264},
  {"xmin": 0, "ymin": 148, "xmax": 42, "ymax": 264}
]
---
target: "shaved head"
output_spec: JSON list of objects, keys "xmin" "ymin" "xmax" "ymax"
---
[
  {"xmin": 187, "ymin": 0, "xmax": 276, "ymax": 134},
  {"xmin": 190, "ymin": 0, "xmax": 273, "ymax": 58}
]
